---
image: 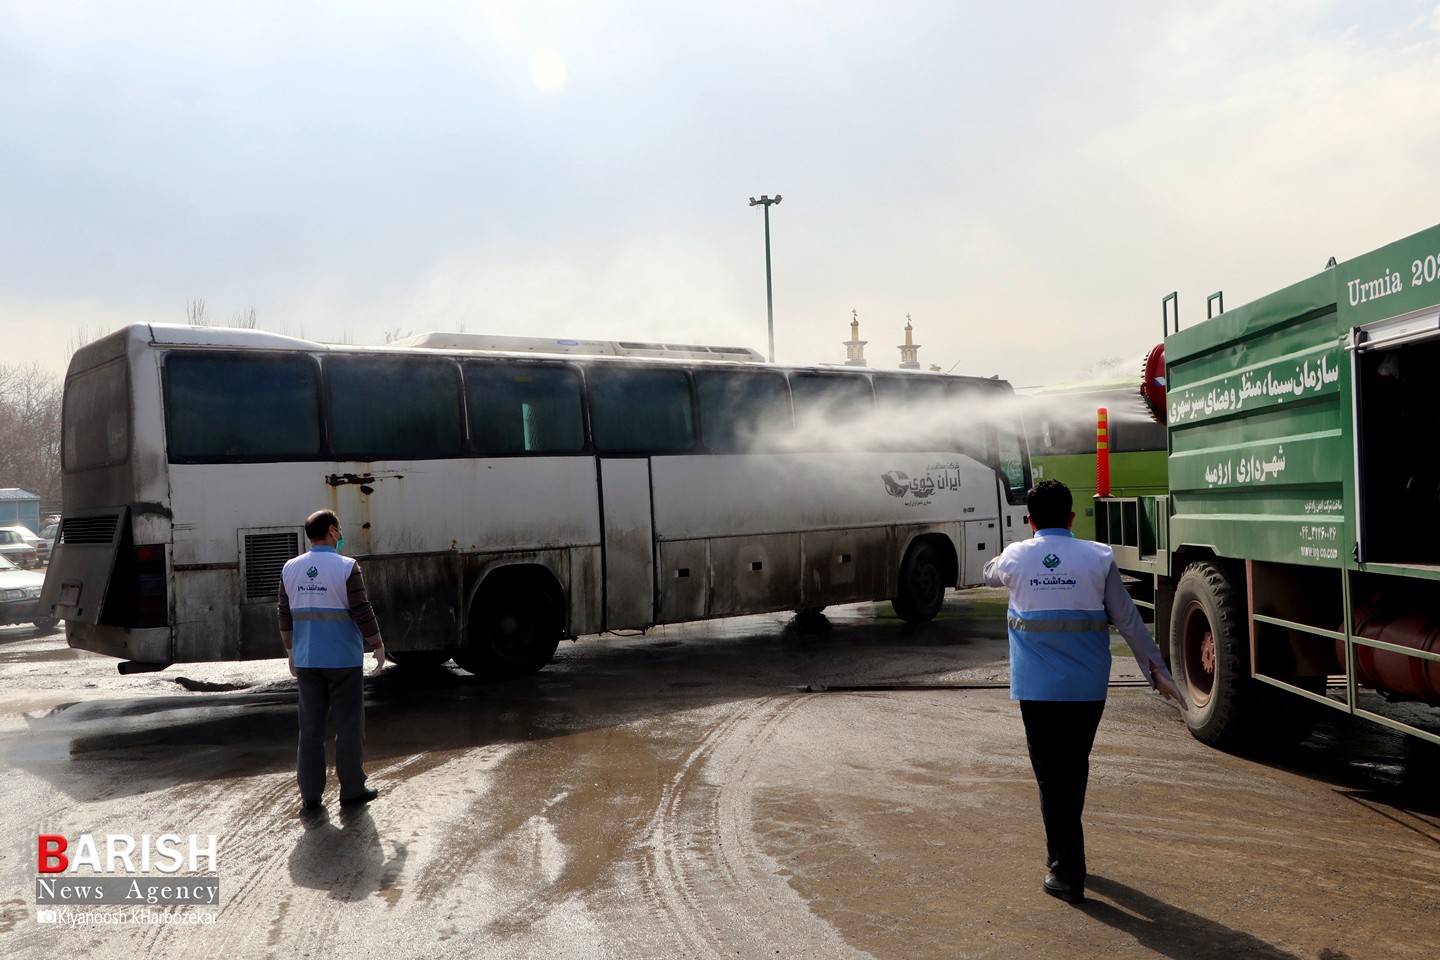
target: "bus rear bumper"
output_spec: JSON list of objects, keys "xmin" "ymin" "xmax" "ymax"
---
[{"xmin": 66, "ymin": 623, "xmax": 172, "ymax": 666}]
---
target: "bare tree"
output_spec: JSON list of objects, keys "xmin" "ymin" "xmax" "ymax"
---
[
  {"xmin": 1073, "ymin": 356, "xmax": 1132, "ymax": 381},
  {"xmin": 187, "ymin": 298, "xmax": 209, "ymax": 327},
  {"xmin": 189, "ymin": 298, "xmax": 258, "ymax": 329},
  {"xmin": 0, "ymin": 362, "xmax": 63, "ymax": 501},
  {"xmin": 67, "ymin": 324, "xmax": 110, "ymax": 356}
]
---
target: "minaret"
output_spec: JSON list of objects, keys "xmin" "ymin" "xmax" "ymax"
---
[
  {"xmin": 898, "ymin": 315, "xmax": 920, "ymax": 369},
  {"xmin": 843, "ymin": 309, "xmax": 868, "ymax": 366}
]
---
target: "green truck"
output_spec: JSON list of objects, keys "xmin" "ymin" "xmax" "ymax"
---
[{"xmin": 1097, "ymin": 223, "xmax": 1440, "ymax": 749}]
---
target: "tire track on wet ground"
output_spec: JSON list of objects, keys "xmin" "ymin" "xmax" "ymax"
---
[{"xmin": 638, "ymin": 694, "xmax": 871, "ymax": 959}]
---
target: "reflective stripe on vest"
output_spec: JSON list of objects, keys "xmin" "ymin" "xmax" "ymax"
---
[{"xmin": 1007, "ymin": 616, "xmax": 1109, "ymax": 633}]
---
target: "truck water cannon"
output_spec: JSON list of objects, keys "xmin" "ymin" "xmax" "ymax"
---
[{"xmin": 1139, "ymin": 343, "xmax": 1166, "ymax": 424}]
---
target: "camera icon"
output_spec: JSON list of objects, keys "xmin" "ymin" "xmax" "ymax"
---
[{"xmin": 36, "ymin": 909, "xmax": 58, "ymax": 923}]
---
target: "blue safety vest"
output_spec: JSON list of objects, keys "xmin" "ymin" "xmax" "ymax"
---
[
  {"xmin": 987, "ymin": 528, "xmax": 1116, "ymax": 701},
  {"xmin": 282, "ymin": 546, "xmax": 364, "ymax": 669}
]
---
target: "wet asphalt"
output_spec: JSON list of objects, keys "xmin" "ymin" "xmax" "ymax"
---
[{"xmin": 1, "ymin": 591, "xmax": 1437, "ymax": 959}]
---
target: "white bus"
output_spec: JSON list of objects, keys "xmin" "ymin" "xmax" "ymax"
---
[{"xmin": 42, "ymin": 324, "xmax": 1032, "ymax": 677}]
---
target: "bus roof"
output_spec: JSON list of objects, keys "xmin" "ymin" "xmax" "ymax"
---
[{"xmin": 79, "ymin": 323, "xmax": 1015, "ymax": 388}]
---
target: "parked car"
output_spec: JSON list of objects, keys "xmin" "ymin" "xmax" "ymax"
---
[
  {"xmin": 0, "ymin": 527, "xmax": 40, "ymax": 569},
  {"xmin": 0, "ymin": 553, "xmax": 56, "ymax": 631},
  {"xmin": 38, "ymin": 517, "xmax": 58, "ymax": 564}
]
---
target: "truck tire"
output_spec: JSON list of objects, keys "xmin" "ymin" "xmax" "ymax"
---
[
  {"xmin": 454, "ymin": 580, "xmax": 561, "ymax": 680},
  {"xmin": 1171, "ymin": 561, "xmax": 1255, "ymax": 749},
  {"xmin": 892, "ymin": 541, "xmax": 945, "ymax": 623}
]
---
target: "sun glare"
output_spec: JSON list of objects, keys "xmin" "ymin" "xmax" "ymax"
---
[{"xmin": 530, "ymin": 48, "xmax": 568, "ymax": 92}]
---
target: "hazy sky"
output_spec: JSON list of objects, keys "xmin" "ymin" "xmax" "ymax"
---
[{"xmin": 4, "ymin": 1, "xmax": 1440, "ymax": 385}]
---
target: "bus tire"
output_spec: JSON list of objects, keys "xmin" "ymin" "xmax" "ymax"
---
[
  {"xmin": 32, "ymin": 618, "xmax": 59, "ymax": 634},
  {"xmin": 892, "ymin": 541, "xmax": 945, "ymax": 623},
  {"xmin": 455, "ymin": 578, "xmax": 561, "ymax": 680},
  {"xmin": 1171, "ymin": 561, "xmax": 1255, "ymax": 749}
]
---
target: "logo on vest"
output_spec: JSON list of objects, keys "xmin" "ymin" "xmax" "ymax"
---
[
  {"xmin": 1042, "ymin": 554, "xmax": 1061, "ymax": 570},
  {"xmin": 306, "ymin": 566, "xmax": 318, "ymax": 580}
]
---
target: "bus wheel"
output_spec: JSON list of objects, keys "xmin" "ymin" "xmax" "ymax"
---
[
  {"xmin": 32, "ymin": 618, "xmax": 59, "ymax": 634},
  {"xmin": 892, "ymin": 542, "xmax": 945, "ymax": 623},
  {"xmin": 1171, "ymin": 562, "xmax": 1253, "ymax": 748},
  {"xmin": 385, "ymin": 650, "xmax": 451, "ymax": 669},
  {"xmin": 455, "ymin": 580, "xmax": 561, "ymax": 680}
]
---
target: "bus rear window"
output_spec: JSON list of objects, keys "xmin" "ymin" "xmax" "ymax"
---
[
  {"xmin": 64, "ymin": 359, "xmax": 129, "ymax": 470},
  {"xmin": 466, "ymin": 362, "xmax": 584, "ymax": 455},
  {"xmin": 327, "ymin": 357, "xmax": 464, "ymax": 460},
  {"xmin": 588, "ymin": 367, "xmax": 694, "ymax": 453},
  {"xmin": 165, "ymin": 354, "xmax": 321, "ymax": 461}
]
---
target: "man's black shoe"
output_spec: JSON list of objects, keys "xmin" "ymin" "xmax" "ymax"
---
[
  {"xmin": 339, "ymin": 788, "xmax": 378, "ymax": 808},
  {"xmin": 299, "ymin": 800, "xmax": 322, "ymax": 814},
  {"xmin": 1043, "ymin": 873, "xmax": 1085, "ymax": 904}
]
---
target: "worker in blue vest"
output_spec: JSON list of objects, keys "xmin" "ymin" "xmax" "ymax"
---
[
  {"xmin": 985, "ymin": 479, "xmax": 1183, "ymax": 904},
  {"xmin": 278, "ymin": 509, "xmax": 386, "ymax": 813}
]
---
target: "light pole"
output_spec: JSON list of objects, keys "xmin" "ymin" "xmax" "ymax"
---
[{"xmin": 748, "ymin": 194, "xmax": 782, "ymax": 362}]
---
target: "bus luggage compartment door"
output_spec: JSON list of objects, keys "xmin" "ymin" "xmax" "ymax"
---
[
  {"xmin": 600, "ymin": 459, "xmax": 656, "ymax": 630},
  {"xmin": 39, "ymin": 507, "xmax": 128, "ymax": 624}
]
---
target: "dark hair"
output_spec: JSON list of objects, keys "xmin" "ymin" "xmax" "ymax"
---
[
  {"xmin": 304, "ymin": 509, "xmax": 340, "ymax": 542},
  {"xmin": 1026, "ymin": 479, "xmax": 1073, "ymax": 530}
]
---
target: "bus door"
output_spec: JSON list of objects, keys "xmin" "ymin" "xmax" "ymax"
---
[
  {"xmin": 588, "ymin": 365, "xmax": 695, "ymax": 631},
  {"xmin": 598, "ymin": 458, "xmax": 656, "ymax": 630},
  {"xmin": 995, "ymin": 415, "xmax": 1032, "ymax": 549}
]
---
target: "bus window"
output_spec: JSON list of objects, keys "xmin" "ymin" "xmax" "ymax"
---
[
  {"xmin": 165, "ymin": 353, "xmax": 321, "ymax": 461},
  {"xmin": 588, "ymin": 366, "xmax": 695, "ymax": 453},
  {"xmin": 789, "ymin": 372, "xmax": 873, "ymax": 449},
  {"xmin": 1111, "ymin": 416, "xmax": 1166, "ymax": 453},
  {"xmin": 873, "ymin": 376, "xmax": 952, "ymax": 451},
  {"xmin": 466, "ymin": 362, "xmax": 584, "ymax": 455},
  {"xmin": 64, "ymin": 359, "xmax": 129, "ymax": 470},
  {"xmin": 695, "ymin": 369, "xmax": 791, "ymax": 452},
  {"xmin": 326, "ymin": 357, "xmax": 464, "ymax": 460}
]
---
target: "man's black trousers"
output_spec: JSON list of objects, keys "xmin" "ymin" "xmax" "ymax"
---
[
  {"xmin": 1019, "ymin": 699, "xmax": 1106, "ymax": 885},
  {"xmin": 296, "ymin": 666, "xmax": 368, "ymax": 804}
]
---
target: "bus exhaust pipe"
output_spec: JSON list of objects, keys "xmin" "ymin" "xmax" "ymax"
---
[{"xmin": 117, "ymin": 660, "xmax": 172, "ymax": 675}]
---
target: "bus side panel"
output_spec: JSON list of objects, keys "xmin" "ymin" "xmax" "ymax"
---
[
  {"xmin": 650, "ymin": 453, "xmax": 997, "ymax": 536},
  {"xmin": 709, "ymin": 533, "xmax": 802, "ymax": 616},
  {"xmin": 173, "ymin": 569, "xmax": 240, "ymax": 661},
  {"xmin": 800, "ymin": 527, "xmax": 895, "ymax": 607},
  {"xmin": 657, "ymin": 540, "xmax": 709, "ymax": 622},
  {"xmin": 364, "ymin": 553, "xmax": 465, "ymax": 652}
]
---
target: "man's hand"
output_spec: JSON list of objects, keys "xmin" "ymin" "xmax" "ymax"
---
[
  {"xmin": 371, "ymin": 644, "xmax": 385, "ymax": 676},
  {"xmin": 287, "ymin": 650, "xmax": 297, "ymax": 678},
  {"xmin": 1150, "ymin": 661, "xmax": 1187, "ymax": 709}
]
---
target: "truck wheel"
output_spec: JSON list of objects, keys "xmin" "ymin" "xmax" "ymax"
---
[
  {"xmin": 454, "ymin": 581, "xmax": 561, "ymax": 680},
  {"xmin": 892, "ymin": 542, "xmax": 945, "ymax": 623},
  {"xmin": 1171, "ymin": 562, "xmax": 1254, "ymax": 748}
]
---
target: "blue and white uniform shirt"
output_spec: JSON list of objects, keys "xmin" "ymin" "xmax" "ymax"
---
[
  {"xmin": 984, "ymin": 528, "xmax": 1168, "ymax": 702},
  {"xmin": 281, "ymin": 546, "xmax": 364, "ymax": 669}
]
